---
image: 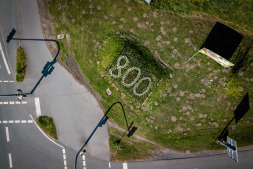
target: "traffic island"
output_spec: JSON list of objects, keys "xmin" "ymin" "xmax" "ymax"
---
[
  {"xmin": 16, "ymin": 46, "xmax": 27, "ymax": 82},
  {"xmin": 36, "ymin": 116, "xmax": 58, "ymax": 140}
]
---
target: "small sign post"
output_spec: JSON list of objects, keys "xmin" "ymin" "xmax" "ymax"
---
[{"xmin": 227, "ymin": 137, "xmax": 238, "ymax": 162}]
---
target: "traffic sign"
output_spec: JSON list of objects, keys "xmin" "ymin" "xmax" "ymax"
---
[{"xmin": 227, "ymin": 136, "xmax": 238, "ymax": 162}]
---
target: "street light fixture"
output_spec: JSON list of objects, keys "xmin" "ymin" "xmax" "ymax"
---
[{"xmin": 74, "ymin": 102, "xmax": 132, "ymax": 169}]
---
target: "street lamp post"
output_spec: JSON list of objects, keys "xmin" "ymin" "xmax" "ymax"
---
[
  {"xmin": 74, "ymin": 102, "xmax": 130, "ymax": 169},
  {"xmin": 0, "ymin": 29, "xmax": 60, "ymax": 98}
]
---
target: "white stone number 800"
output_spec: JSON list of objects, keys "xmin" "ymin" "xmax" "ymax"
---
[{"xmin": 109, "ymin": 55, "xmax": 152, "ymax": 96}]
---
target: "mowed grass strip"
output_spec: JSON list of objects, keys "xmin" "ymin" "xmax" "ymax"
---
[
  {"xmin": 16, "ymin": 46, "xmax": 27, "ymax": 82},
  {"xmin": 36, "ymin": 116, "xmax": 58, "ymax": 140}
]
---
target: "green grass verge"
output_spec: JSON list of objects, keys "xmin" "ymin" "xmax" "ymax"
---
[
  {"xmin": 16, "ymin": 47, "xmax": 27, "ymax": 82},
  {"xmin": 48, "ymin": 0, "xmax": 253, "ymax": 160},
  {"xmin": 151, "ymin": 0, "xmax": 253, "ymax": 32},
  {"xmin": 36, "ymin": 116, "xmax": 58, "ymax": 140}
]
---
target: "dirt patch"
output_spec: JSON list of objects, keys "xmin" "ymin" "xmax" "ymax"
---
[
  {"xmin": 171, "ymin": 116, "xmax": 177, "ymax": 122},
  {"xmin": 37, "ymin": 0, "xmax": 103, "ymax": 109}
]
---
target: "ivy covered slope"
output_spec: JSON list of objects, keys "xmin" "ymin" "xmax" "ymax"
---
[{"xmin": 49, "ymin": 0, "xmax": 253, "ymax": 160}]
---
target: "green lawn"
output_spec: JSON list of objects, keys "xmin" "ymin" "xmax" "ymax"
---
[
  {"xmin": 16, "ymin": 47, "xmax": 27, "ymax": 82},
  {"xmin": 48, "ymin": 0, "xmax": 253, "ymax": 160}
]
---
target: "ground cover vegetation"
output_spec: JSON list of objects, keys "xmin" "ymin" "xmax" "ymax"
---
[
  {"xmin": 48, "ymin": 0, "xmax": 253, "ymax": 160},
  {"xmin": 36, "ymin": 116, "xmax": 58, "ymax": 139},
  {"xmin": 16, "ymin": 46, "xmax": 27, "ymax": 82}
]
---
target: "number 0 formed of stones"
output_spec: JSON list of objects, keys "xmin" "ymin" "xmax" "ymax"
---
[{"xmin": 109, "ymin": 55, "xmax": 153, "ymax": 97}]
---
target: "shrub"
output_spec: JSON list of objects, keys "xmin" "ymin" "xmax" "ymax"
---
[
  {"xmin": 36, "ymin": 116, "xmax": 58, "ymax": 139},
  {"xmin": 16, "ymin": 47, "xmax": 27, "ymax": 82}
]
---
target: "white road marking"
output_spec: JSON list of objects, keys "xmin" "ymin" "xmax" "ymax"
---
[
  {"xmin": 21, "ymin": 101, "xmax": 27, "ymax": 104},
  {"xmin": 28, "ymin": 120, "xmax": 33, "ymax": 123},
  {"xmin": 8, "ymin": 153, "xmax": 13, "ymax": 168},
  {"xmin": 0, "ymin": 80, "xmax": 15, "ymax": 83},
  {"xmin": 0, "ymin": 42, "xmax": 11, "ymax": 74},
  {"xmin": 82, "ymin": 155, "xmax": 86, "ymax": 169},
  {"xmin": 0, "ymin": 120, "xmax": 34, "ymax": 124},
  {"xmin": 123, "ymin": 163, "xmax": 128, "ymax": 169},
  {"xmin": 62, "ymin": 148, "xmax": 68, "ymax": 169},
  {"xmin": 30, "ymin": 114, "xmax": 64, "ymax": 149},
  {"xmin": 6, "ymin": 127, "xmax": 10, "ymax": 142},
  {"xmin": 109, "ymin": 162, "xmax": 111, "ymax": 168},
  {"xmin": 34, "ymin": 97, "xmax": 41, "ymax": 117},
  {"xmin": 0, "ymin": 101, "xmax": 27, "ymax": 105}
]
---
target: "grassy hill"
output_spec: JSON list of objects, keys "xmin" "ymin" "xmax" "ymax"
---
[{"xmin": 48, "ymin": 0, "xmax": 253, "ymax": 160}]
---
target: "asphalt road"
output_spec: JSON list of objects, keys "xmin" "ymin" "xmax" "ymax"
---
[{"xmin": 1, "ymin": 0, "xmax": 253, "ymax": 169}]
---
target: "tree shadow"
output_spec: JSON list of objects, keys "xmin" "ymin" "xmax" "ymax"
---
[{"xmin": 231, "ymin": 40, "xmax": 253, "ymax": 74}]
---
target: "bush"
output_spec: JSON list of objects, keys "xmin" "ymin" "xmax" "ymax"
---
[
  {"xmin": 16, "ymin": 47, "xmax": 27, "ymax": 82},
  {"xmin": 36, "ymin": 116, "xmax": 58, "ymax": 139}
]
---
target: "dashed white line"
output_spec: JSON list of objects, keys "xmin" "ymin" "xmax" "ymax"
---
[
  {"xmin": 0, "ymin": 101, "xmax": 27, "ymax": 105},
  {"xmin": 82, "ymin": 155, "xmax": 86, "ymax": 169},
  {"xmin": 6, "ymin": 127, "xmax": 10, "ymax": 142},
  {"xmin": 8, "ymin": 153, "xmax": 13, "ymax": 168},
  {"xmin": 28, "ymin": 120, "xmax": 33, "ymax": 123},
  {"xmin": 123, "ymin": 163, "xmax": 128, "ymax": 169},
  {"xmin": 109, "ymin": 162, "xmax": 111, "ymax": 168},
  {"xmin": 62, "ymin": 148, "xmax": 68, "ymax": 169},
  {"xmin": 0, "ymin": 120, "xmax": 34, "ymax": 124},
  {"xmin": 15, "ymin": 120, "xmax": 20, "ymax": 123},
  {"xmin": 0, "ymin": 80, "xmax": 15, "ymax": 83},
  {"xmin": 34, "ymin": 97, "xmax": 41, "ymax": 117},
  {"xmin": 0, "ymin": 42, "xmax": 11, "ymax": 74}
]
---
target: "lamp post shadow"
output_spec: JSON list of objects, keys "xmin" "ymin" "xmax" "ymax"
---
[
  {"xmin": 74, "ymin": 101, "xmax": 136, "ymax": 169},
  {"xmin": 1, "ymin": 28, "xmax": 60, "ymax": 97}
]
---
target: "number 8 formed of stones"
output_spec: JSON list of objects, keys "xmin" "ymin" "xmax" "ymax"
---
[
  {"xmin": 109, "ymin": 55, "xmax": 153, "ymax": 97},
  {"xmin": 109, "ymin": 55, "xmax": 129, "ymax": 78}
]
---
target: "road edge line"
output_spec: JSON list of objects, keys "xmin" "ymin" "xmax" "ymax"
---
[{"xmin": 30, "ymin": 114, "xmax": 64, "ymax": 149}]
